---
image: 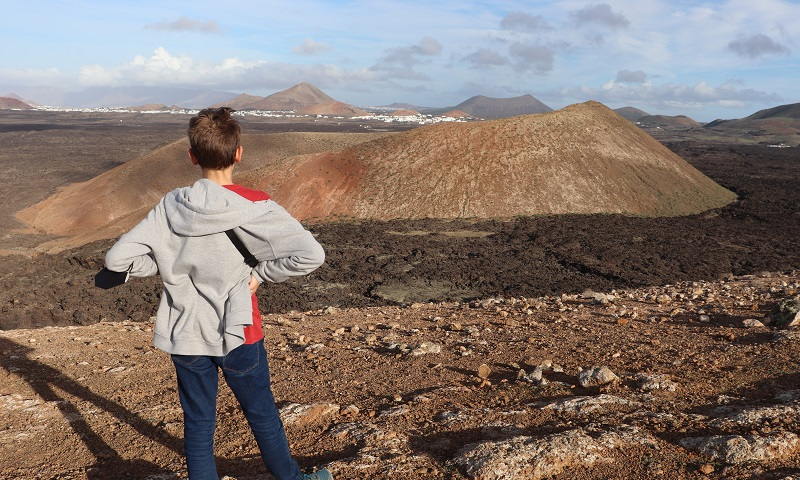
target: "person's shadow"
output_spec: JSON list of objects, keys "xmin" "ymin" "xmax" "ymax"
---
[
  {"xmin": 0, "ymin": 336, "xmax": 182, "ymax": 479},
  {"xmin": 0, "ymin": 336, "xmax": 336, "ymax": 479}
]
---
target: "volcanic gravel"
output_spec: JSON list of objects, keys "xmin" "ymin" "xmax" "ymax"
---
[{"xmin": 1, "ymin": 273, "xmax": 799, "ymax": 479}]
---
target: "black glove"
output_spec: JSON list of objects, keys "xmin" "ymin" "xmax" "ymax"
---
[{"xmin": 94, "ymin": 266, "xmax": 130, "ymax": 289}]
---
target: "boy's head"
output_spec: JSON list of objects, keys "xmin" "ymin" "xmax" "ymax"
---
[{"xmin": 187, "ymin": 107, "xmax": 241, "ymax": 170}]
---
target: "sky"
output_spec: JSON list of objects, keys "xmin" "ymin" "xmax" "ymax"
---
[{"xmin": 1, "ymin": 0, "xmax": 798, "ymax": 120}]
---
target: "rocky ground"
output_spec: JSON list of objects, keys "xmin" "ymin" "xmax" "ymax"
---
[{"xmin": 1, "ymin": 272, "xmax": 799, "ymax": 479}]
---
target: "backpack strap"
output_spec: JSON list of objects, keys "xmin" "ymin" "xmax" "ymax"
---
[{"xmin": 225, "ymin": 229, "xmax": 259, "ymax": 268}]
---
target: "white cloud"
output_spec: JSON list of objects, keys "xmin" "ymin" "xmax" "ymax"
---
[
  {"xmin": 0, "ymin": 66, "xmax": 66, "ymax": 87},
  {"xmin": 370, "ymin": 37, "xmax": 443, "ymax": 80},
  {"xmin": 570, "ymin": 3, "xmax": 630, "ymax": 29},
  {"xmin": 508, "ymin": 43, "xmax": 555, "ymax": 73},
  {"xmin": 500, "ymin": 12, "xmax": 552, "ymax": 32},
  {"xmin": 293, "ymin": 39, "xmax": 331, "ymax": 55},
  {"xmin": 462, "ymin": 48, "xmax": 509, "ymax": 67},
  {"xmin": 615, "ymin": 69, "xmax": 647, "ymax": 83},
  {"xmin": 558, "ymin": 80, "xmax": 780, "ymax": 111},
  {"xmin": 144, "ymin": 17, "xmax": 221, "ymax": 34},
  {"xmin": 76, "ymin": 47, "xmax": 375, "ymax": 90},
  {"xmin": 728, "ymin": 34, "xmax": 790, "ymax": 58}
]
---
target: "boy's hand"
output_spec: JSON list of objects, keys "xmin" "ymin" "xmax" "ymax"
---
[{"xmin": 248, "ymin": 275, "xmax": 261, "ymax": 294}]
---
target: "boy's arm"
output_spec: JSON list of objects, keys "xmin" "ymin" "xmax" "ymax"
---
[
  {"xmin": 104, "ymin": 205, "xmax": 161, "ymax": 277},
  {"xmin": 239, "ymin": 202, "xmax": 325, "ymax": 284}
]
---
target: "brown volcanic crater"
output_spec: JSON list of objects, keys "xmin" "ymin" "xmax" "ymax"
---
[
  {"xmin": 239, "ymin": 101, "xmax": 736, "ymax": 221},
  {"xmin": 442, "ymin": 109, "xmax": 471, "ymax": 118},
  {"xmin": 0, "ymin": 97, "xmax": 33, "ymax": 109},
  {"xmin": 17, "ymin": 101, "xmax": 735, "ymax": 252},
  {"xmin": 16, "ymin": 132, "xmax": 390, "ymax": 252},
  {"xmin": 390, "ymin": 109, "xmax": 420, "ymax": 116},
  {"xmin": 298, "ymin": 102, "xmax": 368, "ymax": 117}
]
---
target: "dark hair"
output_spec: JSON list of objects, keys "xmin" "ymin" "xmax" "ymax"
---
[{"xmin": 187, "ymin": 107, "xmax": 241, "ymax": 169}]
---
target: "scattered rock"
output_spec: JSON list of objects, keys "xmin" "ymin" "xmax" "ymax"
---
[
  {"xmin": 742, "ymin": 318, "xmax": 765, "ymax": 328},
  {"xmin": 699, "ymin": 463, "xmax": 714, "ymax": 474},
  {"xmin": 769, "ymin": 296, "xmax": 800, "ymax": 328},
  {"xmin": 772, "ymin": 330, "xmax": 800, "ymax": 343},
  {"xmin": 409, "ymin": 341, "xmax": 442, "ymax": 356},
  {"xmin": 656, "ymin": 294, "xmax": 672, "ymax": 305},
  {"xmin": 634, "ymin": 373, "xmax": 678, "ymax": 392},
  {"xmin": 518, "ymin": 367, "xmax": 546, "ymax": 386},
  {"xmin": 327, "ymin": 422, "xmax": 408, "ymax": 450},
  {"xmin": 540, "ymin": 394, "xmax": 639, "ymax": 413},
  {"xmin": 434, "ymin": 410, "xmax": 465, "ymax": 425},
  {"xmin": 341, "ymin": 404, "xmax": 360, "ymax": 417},
  {"xmin": 680, "ymin": 432, "xmax": 800, "ymax": 464},
  {"xmin": 578, "ymin": 366, "xmax": 619, "ymax": 387},
  {"xmin": 379, "ymin": 404, "xmax": 410, "ymax": 417},
  {"xmin": 581, "ymin": 290, "xmax": 614, "ymax": 304},
  {"xmin": 452, "ymin": 428, "xmax": 651, "ymax": 480},
  {"xmin": 323, "ymin": 306, "xmax": 340, "ymax": 315},
  {"xmin": 279, "ymin": 403, "xmax": 340, "ymax": 427},
  {"xmin": 711, "ymin": 402, "xmax": 800, "ymax": 428}
]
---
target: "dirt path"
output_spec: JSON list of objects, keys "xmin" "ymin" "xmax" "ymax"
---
[{"xmin": 1, "ymin": 273, "xmax": 798, "ymax": 479}]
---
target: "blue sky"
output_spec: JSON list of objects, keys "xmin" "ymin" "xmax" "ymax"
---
[{"xmin": 1, "ymin": 0, "xmax": 798, "ymax": 120}]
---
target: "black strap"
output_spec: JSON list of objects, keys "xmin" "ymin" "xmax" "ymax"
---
[{"xmin": 225, "ymin": 229, "xmax": 259, "ymax": 268}]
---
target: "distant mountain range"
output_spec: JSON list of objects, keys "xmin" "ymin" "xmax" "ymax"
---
[
  {"xmin": 378, "ymin": 102, "xmax": 432, "ymax": 111},
  {"xmin": 0, "ymin": 96, "xmax": 33, "ymax": 110},
  {"xmin": 0, "ymin": 86, "xmax": 237, "ymax": 108},
  {"xmin": 637, "ymin": 115, "xmax": 701, "ymax": 129},
  {"xmin": 706, "ymin": 102, "xmax": 800, "ymax": 127},
  {"xmin": 704, "ymin": 102, "xmax": 800, "ymax": 144},
  {"xmin": 613, "ymin": 107, "xmax": 650, "ymax": 122},
  {"xmin": 214, "ymin": 83, "xmax": 367, "ymax": 116},
  {"xmin": 612, "ymin": 106, "xmax": 702, "ymax": 128},
  {"xmin": 424, "ymin": 94, "xmax": 552, "ymax": 119}
]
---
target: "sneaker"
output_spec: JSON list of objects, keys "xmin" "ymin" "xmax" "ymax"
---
[{"xmin": 303, "ymin": 468, "xmax": 333, "ymax": 480}]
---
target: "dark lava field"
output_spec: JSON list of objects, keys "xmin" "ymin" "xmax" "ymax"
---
[{"xmin": 0, "ymin": 135, "xmax": 798, "ymax": 330}]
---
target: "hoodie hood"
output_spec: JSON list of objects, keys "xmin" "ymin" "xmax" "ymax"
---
[{"xmin": 164, "ymin": 179, "xmax": 268, "ymax": 236}]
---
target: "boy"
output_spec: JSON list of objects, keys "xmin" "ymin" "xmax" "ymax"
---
[{"xmin": 104, "ymin": 107, "xmax": 332, "ymax": 480}]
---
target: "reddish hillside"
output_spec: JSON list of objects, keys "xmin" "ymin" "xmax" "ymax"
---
[
  {"xmin": 212, "ymin": 93, "xmax": 265, "ymax": 110},
  {"xmin": 247, "ymin": 82, "xmax": 335, "ymax": 111},
  {"xmin": 390, "ymin": 109, "xmax": 420, "ymax": 116},
  {"xmin": 236, "ymin": 101, "xmax": 734, "ymax": 221},
  {"xmin": 0, "ymin": 97, "xmax": 33, "ymax": 110},
  {"xmin": 442, "ymin": 109, "xmax": 470, "ymax": 118},
  {"xmin": 434, "ymin": 94, "xmax": 551, "ymax": 119},
  {"xmin": 613, "ymin": 106, "xmax": 649, "ymax": 122},
  {"xmin": 704, "ymin": 103, "xmax": 800, "ymax": 142},
  {"xmin": 15, "ymin": 132, "xmax": 389, "ymax": 252},
  {"xmin": 297, "ymin": 101, "xmax": 368, "ymax": 117}
]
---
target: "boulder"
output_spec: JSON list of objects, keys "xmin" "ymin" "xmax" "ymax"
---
[
  {"xmin": 680, "ymin": 432, "xmax": 800, "ymax": 464},
  {"xmin": 634, "ymin": 373, "xmax": 678, "ymax": 392},
  {"xmin": 279, "ymin": 402, "xmax": 340, "ymax": 427},
  {"xmin": 578, "ymin": 366, "xmax": 619, "ymax": 387},
  {"xmin": 452, "ymin": 428, "xmax": 651, "ymax": 480},
  {"xmin": 770, "ymin": 296, "xmax": 800, "ymax": 328},
  {"xmin": 540, "ymin": 394, "xmax": 639, "ymax": 413}
]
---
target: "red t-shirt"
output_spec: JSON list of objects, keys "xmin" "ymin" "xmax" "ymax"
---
[{"xmin": 223, "ymin": 184, "xmax": 269, "ymax": 344}]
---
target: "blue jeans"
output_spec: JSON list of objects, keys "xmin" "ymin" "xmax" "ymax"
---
[{"xmin": 171, "ymin": 341, "xmax": 303, "ymax": 480}]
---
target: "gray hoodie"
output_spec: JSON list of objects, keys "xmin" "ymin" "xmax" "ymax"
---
[{"xmin": 104, "ymin": 178, "xmax": 325, "ymax": 356}]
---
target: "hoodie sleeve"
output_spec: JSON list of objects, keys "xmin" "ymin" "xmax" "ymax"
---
[
  {"xmin": 236, "ymin": 201, "xmax": 325, "ymax": 284},
  {"xmin": 104, "ymin": 202, "xmax": 162, "ymax": 278}
]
